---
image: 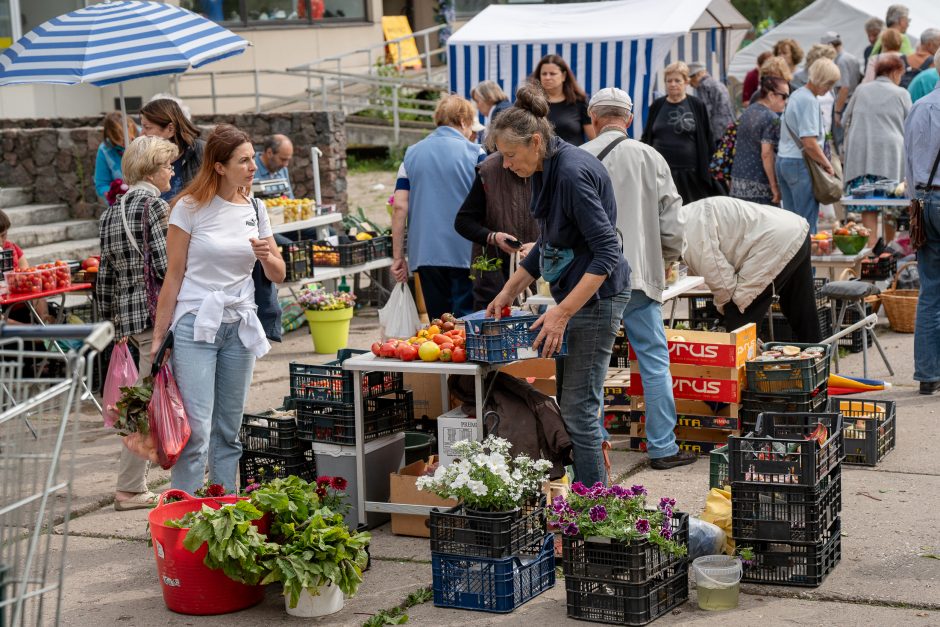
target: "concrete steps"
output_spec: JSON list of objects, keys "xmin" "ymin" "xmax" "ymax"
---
[{"xmin": 1, "ymin": 186, "xmax": 101, "ymax": 264}]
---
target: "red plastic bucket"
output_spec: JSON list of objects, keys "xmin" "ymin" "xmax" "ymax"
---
[{"xmin": 148, "ymin": 489, "xmax": 268, "ymax": 615}]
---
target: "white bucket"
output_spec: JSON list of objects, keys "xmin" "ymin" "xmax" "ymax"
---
[
  {"xmin": 692, "ymin": 555, "xmax": 742, "ymax": 611},
  {"xmin": 285, "ymin": 582, "xmax": 345, "ymax": 617}
]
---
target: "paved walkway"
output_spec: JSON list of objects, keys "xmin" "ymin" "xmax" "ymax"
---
[{"xmin": 49, "ymin": 311, "xmax": 940, "ymax": 625}]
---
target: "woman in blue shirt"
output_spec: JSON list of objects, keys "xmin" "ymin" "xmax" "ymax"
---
[
  {"xmin": 94, "ymin": 112, "xmax": 138, "ymax": 202},
  {"xmin": 486, "ymin": 84, "xmax": 632, "ymax": 487}
]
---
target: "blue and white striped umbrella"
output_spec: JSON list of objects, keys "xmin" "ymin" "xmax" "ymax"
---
[{"xmin": 0, "ymin": 0, "xmax": 249, "ymax": 87}]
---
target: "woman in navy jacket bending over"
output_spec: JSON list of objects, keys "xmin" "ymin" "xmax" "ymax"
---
[{"xmin": 486, "ymin": 84, "xmax": 631, "ymax": 487}]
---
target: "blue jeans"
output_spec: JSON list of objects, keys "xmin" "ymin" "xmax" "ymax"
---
[
  {"xmin": 556, "ymin": 290, "xmax": 630, "ymax": 486},
  {"xmin": 622, "ymin": 291, "xmax": 678, "ymax": 459},
  {"xmin": 915, "ymin": 191, "xmax": 940, "ymax": 382},
  {"xmin": 776, "ymin": 156, "xmax": 819, "ymax": 234},
  {"xmin": 170, "ymin": 313, "xmax": 256, "ymax": 494}
]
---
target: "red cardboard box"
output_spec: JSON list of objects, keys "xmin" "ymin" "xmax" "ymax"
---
[
  {"xmin": 628, "ymin": 323, "xmax": 757, "ymax": 368},
  {"xmin": 628, "ymin": 424, "xmax": 736, "ymax": 455},
  {"xmin": 628, "ymin": 362, "xmax": 745, "ymax": 403},
  {"xmin": 632, "ymin": 398, "xmax": 741, "ymax": 431}
]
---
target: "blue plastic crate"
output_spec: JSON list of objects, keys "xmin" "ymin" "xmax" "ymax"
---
[
  {"xmin": 432, "ymin": 534, "xmax": 555, "ymax": 613},
  {"xmin": 463, "ymin": 315, "xmax": 567, "ymax": 364}
]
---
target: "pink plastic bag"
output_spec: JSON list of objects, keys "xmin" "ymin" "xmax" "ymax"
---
[
  {"xmin": 148, "ymin": 363, "xmax": 191, "ymax": 470},
  {"xmin": 103, "ymin": 343, "xmax": 138, "ymax": 428}
]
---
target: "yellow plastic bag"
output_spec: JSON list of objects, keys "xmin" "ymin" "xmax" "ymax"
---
[{"xmin": 700, "ymin": 487, "xmax": 734, "ymax": 554}]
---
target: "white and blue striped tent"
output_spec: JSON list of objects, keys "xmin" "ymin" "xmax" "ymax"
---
[{"xmin": 448, "ymin": 0, "xmax": 749, "ymax": 137}]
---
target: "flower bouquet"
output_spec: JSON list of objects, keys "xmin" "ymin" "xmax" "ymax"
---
[
  {"xmin": 418, "ymin": 435, "xmax": 552, "ymax": 558},
  {"xmin": 298, "ymin": 286, "xmax": 356, "ymax": 353},
  {"xmin": 551, "ymin": 482, "xmax": 687, "ymax": 584}
]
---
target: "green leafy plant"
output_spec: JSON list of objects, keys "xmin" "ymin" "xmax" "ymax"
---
[
  {"xmin": 364, "ymin": 586, "xmax": 434, "ymax": 626},
  {"xmin": 113, "ymin": 378, "xmax": 154, "ymax": 435},
  {"xmin": 469, "ymin": 253, "xmax": 503, "ymax": 280}
]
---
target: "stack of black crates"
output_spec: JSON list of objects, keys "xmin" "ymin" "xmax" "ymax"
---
[
  {"xmin": 238, "ymin": 409, "xmax": 315, "ymax": 489},
  {"xmin": 279, "ymin": 235, "xmax": 393, "ymax": 282},
  {"xmin": 741, "ymin": 342, "xmax": 831, "ymax": 434},
  {"xmin": 728, "ymin": 411, "xmax": 844, "ymax": 587},
  {"xmin": 562, "ymin": 514, "xmax": 690, "ymax": 625},
  {"xmin": 429, "ymin": 498, "xmax": 555, "ymax": 613}
]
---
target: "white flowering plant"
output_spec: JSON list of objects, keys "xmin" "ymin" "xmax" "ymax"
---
[{"xmin": 416, "ymin": 435, "xmax": 552, "ymax": 511}]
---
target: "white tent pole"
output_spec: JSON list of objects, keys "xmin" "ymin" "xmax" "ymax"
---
[{"xmin": 119, "ymin": 82, "xmax": 131, "ymax": 149}]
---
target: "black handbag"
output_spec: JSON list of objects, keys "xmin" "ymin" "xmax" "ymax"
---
[
  {"xmin": 250, "ymin": 198, "xmax": 283, "ymax": 342},
  {"xmin": 910, "ymin": 144, "xmax": 940, "ymax": 252}
]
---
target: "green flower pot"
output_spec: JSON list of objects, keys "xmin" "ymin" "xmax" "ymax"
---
[{"xmin": 305, "ymin": 307, "xmax": 354, "ymax": 354}]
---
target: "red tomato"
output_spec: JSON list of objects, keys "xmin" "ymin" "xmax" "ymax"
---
[
  {"xmin": 379, "ymin": 342, "xmax": 398, "ymax": 358},
  {"xmin": 432, "ymin": 334, "xmax": 450, "ymax": 345},
  {"xmin": 439, "ymin": 348, "xmax": 453, "ymax": 362},
  {"xmin": 396, "ymin": 343, "xmax": 418, "ymax": 362},
  {"xmin": 500, "ymin": 306, "xmax": 511, "ymax": 318},
  {"xmin": 371, "ymin": 342, "xmax": 382, "ymax": 356},
  {"xmin": 452, "ymin": 347, "xmax": 467, "ymax": 363}
]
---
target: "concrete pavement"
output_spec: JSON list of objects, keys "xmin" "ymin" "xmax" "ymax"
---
[{"xmin": 47, "ymin": 311, "xmax": 940, "ymax": 625}]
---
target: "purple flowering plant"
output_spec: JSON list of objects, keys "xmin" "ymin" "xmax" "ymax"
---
[
  {"xmin": 547, "ymin": 483, "xmax": 686, "ymax": 557},
  {"xmin": 297, "ymin": 286, "xmax": 356, "ymax": 311}
]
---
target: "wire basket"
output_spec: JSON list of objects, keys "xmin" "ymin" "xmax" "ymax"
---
[{"xmin": 0, "ymin": 323, "xmax": 113, "ymax": 626}]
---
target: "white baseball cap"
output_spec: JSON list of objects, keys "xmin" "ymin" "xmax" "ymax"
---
[{"xmin": 588, "ymin": 87, "xmax": 634, "ymax": 112}]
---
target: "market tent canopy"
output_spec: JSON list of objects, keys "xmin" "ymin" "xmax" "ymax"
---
[
  {"xmin": 729, "ymin": 0, "xmax": 940, "ymax": 79},
  {"xmin": 448, "ymin": 0, "xmax": 750, "ymax": 136}
]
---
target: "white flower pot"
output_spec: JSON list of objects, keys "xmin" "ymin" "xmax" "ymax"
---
[{"xmin": 285, "ymin": 582, "xmax": 345, "ymax": 618}]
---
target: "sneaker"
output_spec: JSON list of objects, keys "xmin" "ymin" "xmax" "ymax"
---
[
  {"xmin": 920, "ymin": 381, "xmax": 940, "ymax": 395},
  {"xmin": 649, "ymin": 451, "xmax": 697, "ymax": 470}
]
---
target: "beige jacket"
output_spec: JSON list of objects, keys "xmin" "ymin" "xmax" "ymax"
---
[
  {"xmin": 680, "ymin": 197, "xmax": 809, "ymax": 314},
  {"xmin": 581, "ymin": 130, "xmax": 685, "ymax": 302}
]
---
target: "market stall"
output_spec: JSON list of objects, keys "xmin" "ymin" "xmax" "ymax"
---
[{"xmin": 447, "ymin": 0, "xmax": 750, "ymax": 136}]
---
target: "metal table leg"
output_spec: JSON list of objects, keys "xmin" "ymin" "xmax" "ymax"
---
[{"xmin": 352, "ymin": 369, "xmax": 367, "ymax": 528}]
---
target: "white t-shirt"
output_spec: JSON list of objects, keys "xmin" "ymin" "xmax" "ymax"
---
[{"xmin": 170, "ymin": 194, "xmax": 273, "ymax": 323}]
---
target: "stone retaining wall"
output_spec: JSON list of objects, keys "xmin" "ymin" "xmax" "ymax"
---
[{"xmin": 0, "ymin": 111, "xmax": 347, "ymax": 217}]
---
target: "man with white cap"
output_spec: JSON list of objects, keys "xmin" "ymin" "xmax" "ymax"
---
[
  {"xmin": 581, "ymin": 87, "xmax": 693, "ymax": 470},
  {"xmin": 823, "ymin": 31, "xmax": 861, "ymax": 156},
  {"xmin": 688, "ymin": 62, "xmax": 735, "ymax": 145}
]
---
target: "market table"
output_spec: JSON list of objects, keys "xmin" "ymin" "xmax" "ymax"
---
[
  {"xmin": 525, "ymin": 275, "xmax": 705, "ymax": 320},
  {"xmin": 811, "ymin": 248, "xmax": 871, "ymax": 281},
  {"xmin": 1, "ymin": 282, "xmax": 93, "ymax": 310},
  {"xmin": 342, "ymin": 352, "xmax": 497, "ymax": 525},
  {"xmin": 839, "ymin": 196, "xmax": 908, "ymax": 240},
  {"xmin": 270, "ymin": 208, "xmax": 341, "ymax": 237}
]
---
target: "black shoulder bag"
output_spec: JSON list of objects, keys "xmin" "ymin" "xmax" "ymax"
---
[
  {"xmin": 910, "ymin": 145, "xmax": 940, "ymax": 251},
  {"xmin": 250, "ymin": 198, "xmax": 283, "ymax": 342}
]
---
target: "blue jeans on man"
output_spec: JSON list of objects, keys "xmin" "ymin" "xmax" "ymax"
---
[
  {"xmin": 555, "ymin": 290, "xmax": 630, "ymax": 487},
  {"xmin": 622, "ymin": 291, "xmax": 679, "ymax": 459},
  {"xmin": 915, "ymin": 190, "xmax": 940, "ymax": 385},
  {"xmin": 170, "ymin": 313, "xmax": 256, "ymax": 494},
  {"xmin": 776, "ymin": 156, "xmax": 819, "ymax": 234}
]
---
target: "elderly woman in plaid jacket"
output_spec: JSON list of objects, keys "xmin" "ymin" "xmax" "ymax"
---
[{"xmin": 96, "ymin": 135, "xmax": 176, "ymax": 510}]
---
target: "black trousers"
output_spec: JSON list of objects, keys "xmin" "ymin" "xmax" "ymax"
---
[
  {"xmin": 416, "ymin": 266, "xmax": 474, "ymax": 320},
  {"xmin": 722, "ymin": 236, "xmax": 822, "ymax": 343}
]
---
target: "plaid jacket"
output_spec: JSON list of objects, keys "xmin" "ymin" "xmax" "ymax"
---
[{"xmin": 96, "ymin": 186, "xmax": 169, "ymax": 340}]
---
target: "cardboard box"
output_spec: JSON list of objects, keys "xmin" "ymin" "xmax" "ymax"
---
[
  {"xmin": 404, "ymin": 372, "xmax": 452, "ymax": 422},
  {"xmin": 628, "ymin": 424, "xmax": 737, "ymax": 455},
  {"xmin": 603, "ymin": 409, "xmax": 631, "ymax": 434},
  {"xmin": 628, "ymin": 323, "xmax": 757, "ymax": 368},
  {"xmin": 632, "ymin": 398, "xmax": 741, "ymax": 431},
  {"xmin": 604, "ymin": 369, "xmax": 631, "ymax": 407},
  {"xmin": 628, "ymin": 362, "xmax": 745, "ymax": 403},
  {"xmin": 501, "ymin": 358, "xmax": 557, "ymax": 396},
  {"xmin": 437, "ymin": 407, "xmax": 479, "ymax": 466},
  {"xmin": 389, "ymin": 455, "xmax": 458, "ymax": 537}
]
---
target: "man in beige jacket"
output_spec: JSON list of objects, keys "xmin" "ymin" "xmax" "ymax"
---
[{"xmin": 680, "ymin": 197, "xmax": 821, "ymax": 342}]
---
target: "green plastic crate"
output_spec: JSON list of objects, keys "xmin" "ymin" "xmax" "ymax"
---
[{"xmin": 709, "ymin": 444, "xmax": 729, "ymax": 490}]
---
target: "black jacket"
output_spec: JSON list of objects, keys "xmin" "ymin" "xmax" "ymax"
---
[{"xmin": 642, "ymin": 95, "xmax": 715, "ymax": 181}]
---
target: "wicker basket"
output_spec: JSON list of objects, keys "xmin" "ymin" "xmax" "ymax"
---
[{"xmin": 880, "ymin": 261, "xmax": 918, "ymax": 333}]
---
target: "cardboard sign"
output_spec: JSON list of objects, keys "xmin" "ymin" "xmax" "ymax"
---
[
  {"xmin": 628, "ymin": 362, "xmax": 745, "ymax": 403},
  {"xmin": 437, "ymin": 407, "xmax": 478, "ymax": 466},
  {"xmin": 628, "ymin": 323, "xmax": 757, "ymax": 369},
  {"xmin": 382, "ymin": 16, "xmax": 422, "ymax": 69}
]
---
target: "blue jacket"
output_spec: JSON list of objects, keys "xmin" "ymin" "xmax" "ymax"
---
[
  {"xmin": 94, "ymin": 141, "xmax": 124, "ymax": 199},
  {"xmin": 520, "ymin": 137, "xmax": 630, "ymax": 303},
  {"xmin": 402, "ymin": 126, "xmax": 482, "ymax": 270}
]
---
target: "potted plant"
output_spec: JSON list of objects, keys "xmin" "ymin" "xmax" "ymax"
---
[{"xmin": 297, "ymin": 286, "xmax": 356, "ymax": 354}]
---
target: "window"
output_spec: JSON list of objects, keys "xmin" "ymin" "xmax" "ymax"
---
[{"xmin": 181, "ymin": 0, "xmax": 369, "ymax": 26}]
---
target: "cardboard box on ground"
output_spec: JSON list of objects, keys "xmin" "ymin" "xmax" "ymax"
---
[{"xmin": 389, "ymin": 455, "xmax": 457, "ymax": 537}]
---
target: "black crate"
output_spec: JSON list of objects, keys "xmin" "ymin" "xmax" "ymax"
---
[
  {"xmin": 760, "ymin": 306, "xmax": 833, "ymax": 344},
  {"xmin": 732, "ymin": 469, "xmax": 841, "ymax": 543},
  {"xmin": 740, "ymin": 518, "xmax": 841, "ymax": 588},
  {"xmin": 429, "ymin": 496, "xmax": 547, "ymax": 559},
  {"xmin": 562, "ymin": 513, "xmax": 688, "ymax": 585},
  {"xmin": 309, "ymin": 239, "xmax": 371, "ymax": 267},
  {"xmin": 369, "ymin": 234, "xmax": 391, "ymax": 259},
  {"xmin": 689, "ymin": 296, "xmax": 721, "ymax": 326},
  {"xmin": 0, "ymin": 249, "xmax": 13, "ymax": 273},
  {"xmin": 289, "ymin": 349, "xmax": 404, "ymax": 405},
  {"xmin": 279, "ymin": 240, "xmax": 312, "ymax": 282},
  {"xmin": 740, "ymin": 384, "xmax": 828, "ymax": 433},
  {"xmin": 239, "ymin": 410, "xmax": 300, "ymax": 456},
  {"xmin": 729, "ymin": 412, "xmax": 843, "ymax": 487},
  {"xmin": 827, "ymin": 398, "xmax": 897, "ymax": 466},
  {"xmin": 746, "ymin": 342, "xmax": 831, "ymax": 393},
  {"xmin": 860, "ymin": 254, "xmax": 897, "ymax": 281},
  {"xmin": 295, "ymin": 389, "xmax": 413, "ymax": 445},
  {"xmin": 835, "ymin": 303, "xmax": 873, "ymax": 354},
  {"xmin": 772, "ymin": 278, "xmax": 829, "ymax": 314},
  {"xmin": 667, "ymin": 318, "xmax": 724, "ymax": 332},
  {"xmin": 565, "ymin": 564, "xmax": 689, "ymax": 626},
  {"xmin": 238, "ymin": 448, "xmax": 316, "ymax": 489}
]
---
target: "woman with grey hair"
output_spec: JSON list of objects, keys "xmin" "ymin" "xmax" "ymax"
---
[
  {"xmin": 471, "ymin": 80, "xmax": 510, "ymax": 148},
  {"xmin": 872, "ymin": 4, "xmax": 916, "ymax": 56},
  {"xmin": 96, "ymin": 135, "xmax": 177, "ymax": 510}
]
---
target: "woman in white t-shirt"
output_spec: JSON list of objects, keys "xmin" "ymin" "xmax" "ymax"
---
[{"xmin": 152, "ymin": 124, "xmax": 286, "ymax": 494}]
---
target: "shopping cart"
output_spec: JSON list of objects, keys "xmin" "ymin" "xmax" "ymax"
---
[{"xmin": 0, "ymin": 322, "xmax": 114, "ymax": 626}]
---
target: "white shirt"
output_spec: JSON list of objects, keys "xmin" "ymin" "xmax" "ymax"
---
[{"xmin": 169, "ymin": 194, "xmax": 274, "ymax": 357}]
